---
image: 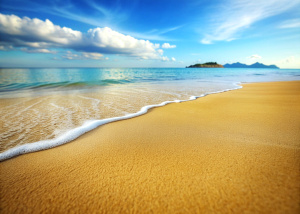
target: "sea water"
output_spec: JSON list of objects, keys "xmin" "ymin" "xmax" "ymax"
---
[{"xmin": 1, "ymin": 67, "xmax": 300, "ymax": 160}]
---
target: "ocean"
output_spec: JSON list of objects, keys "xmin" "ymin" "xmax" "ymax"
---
[{"xmin": 1, "ymin": 67, "xmax": 300, "ymax": 160}]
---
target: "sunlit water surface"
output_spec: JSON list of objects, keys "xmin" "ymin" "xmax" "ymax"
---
[{"xmin": 1, "ymin": 67, "xmax": 299, "ymax": 153}]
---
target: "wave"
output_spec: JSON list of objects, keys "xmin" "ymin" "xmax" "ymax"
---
[
  {"xmin": 0, "ymin": 82, "xmax": 242, "ymax": 162},
  {"xmin": 0, "ymin": 79, "xmax": 133, "ymax": 93}
]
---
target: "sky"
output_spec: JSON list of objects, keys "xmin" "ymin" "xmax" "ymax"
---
[{"xmin": 0, "ymin": 0, "xmax": 300, "ymax": 68}]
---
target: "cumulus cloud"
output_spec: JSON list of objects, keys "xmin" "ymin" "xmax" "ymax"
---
[
  {"xmin": 162, "ymin": 43, "xmax": 176, "ymax": 49},
  {"xmin": 0, "ymin": 13, "xmax": 169, "ymax": 60},
  {"xmin": 157, "ymin": 49, "xmax": 164, "ymax": 55},
  {"xmin": 161, "ymin": 56, "xmax": 169, "ymax": 61},
  {"xmin": 83, "ymin": 27, "xmax": 162, "ymax": 59},
  {"xmin": 0, "ymin": 14, "xmax": 82, "ymax": 48},
  {"xmin": 161, "ymin": 56, "xmax": 176, "ymax": 62},
  {"xmin": 62, "ymin": 51, "xmax": 104, "ymax": 60},
  {"xmin": 0, "ymin": 45, "xmax": 13, "ymax": 51},
  {"xmin": 201, "ymin": 0, "xmax": 300, "ymax": 44},
  {"xmin": 82, "ymin": 52, "xmax": 104, "ymax": 60},
  {"xmin": 248, "ymin": 54, "xmax": 262, "ymax": 59},
  {"xmin": 20, "ymin": 48, "xmax": 57, "ymax": 54}
]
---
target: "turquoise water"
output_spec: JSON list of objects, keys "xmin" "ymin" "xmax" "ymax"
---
[
  {"xmin": 1, "ymin": 68, "xmax": 300, "ymax": 95},
  {"xmin": 0, "ymin": 67, "xmax": 299, "ymax": 160}
]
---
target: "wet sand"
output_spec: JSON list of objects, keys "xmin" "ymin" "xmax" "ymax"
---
[
  {"xmin": 0, "ymin": 81, "xmax": 226, "ymax": 153},
  {"xmin": 1, "ymin": 81, "xmax": 300, "ymax": 213}
]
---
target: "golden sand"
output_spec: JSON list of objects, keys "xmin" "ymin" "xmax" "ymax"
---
[
  {"xmin": 1, "ymin": 81, "xmax": 300, "ymax": 213},
  {"xmin": 0, "ymin": 81, "xmax": 214, "ymax": 153}
]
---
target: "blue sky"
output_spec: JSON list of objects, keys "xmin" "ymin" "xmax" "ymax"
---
[{"xmin": 0, "ymin": 0, "xmax": 299, "ymax": 68}]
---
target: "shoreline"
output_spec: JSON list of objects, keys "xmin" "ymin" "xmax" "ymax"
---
[
  {"xmin": 1, "ymin": 81, "xmax": 299, "ymax": 213},
  {"xmin": 0, "ymin": 82, "xmax": 242, "ymax": 161}
]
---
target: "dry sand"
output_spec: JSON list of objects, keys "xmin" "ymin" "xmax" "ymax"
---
[{"xmin": 1, "ymin": 81, "xmax": 300, "ymax": 213}]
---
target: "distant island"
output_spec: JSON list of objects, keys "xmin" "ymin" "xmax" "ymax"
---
[
  {"xmin": 224, "ymin": 62, "xmax": 279, "ymax": 69},
  {"xmin": 187, "ymin": 62, "xmax": 279, "ymax": 69},
  {"xmin": 187, "ymin": 62, "xmax": 224, "ymax": 68}
]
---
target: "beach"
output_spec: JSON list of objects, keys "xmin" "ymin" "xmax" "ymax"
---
[{"xmin": 0, "ymin": 81, "xmax": 299, "ymax": 213}]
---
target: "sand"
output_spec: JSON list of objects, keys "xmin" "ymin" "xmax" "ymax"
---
[
  {"xmin": 0, "ymin": 81, "xmax": 299, "ymax": 213},
  {"xmin": 0, "ymin": 80, "xmax": 227, "ymax": 153}
]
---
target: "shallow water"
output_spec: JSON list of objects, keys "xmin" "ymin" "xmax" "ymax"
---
[{"xmin": 0, "ymin": 67, "xmax": 299, "ymax": 158}]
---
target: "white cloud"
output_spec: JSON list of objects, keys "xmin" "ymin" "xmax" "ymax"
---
[
  {"xmin": 82, "ymin": 52, "xmax": 104, "ymax": 60},
  {"xmin": 201, "ymin": 0, "xmax": 300, "ymax": 44},
  {"xmin": 161, "ymin": 57, "xmax": 176, "ymax": 62},
  {"xmin": 0, "ymin": 13, "xmax": 169, "ymax": 60},
  {"xmin": 200, "ymin": 39, "xmax": 213, "ymax": 45},
  {"xmin": 154, "ymin": 44, "xmax": 160, "ymax": 49},
  {"xmin": 0, "ymin": 0, "xmax": 182, "ymax": 41},
  {"xmin": 62, "ymin": 51, "xmax": 103, "ymax": 60},
  {"xmin": 20, "ymin": 48, "xmax": 57, "ymax": 54},
  {"xmin": 0, "ymin": 45, "xmax": 13, "ymax": 51},
  {"xmin": 162, "ymin": 43, "xmax": 176, "ymax": 49},
  {"xmin": 248, "ymin": 54, "xmax": 262, "ymax": 59},
  {"xmin": 0, "ymin": 13, "xmax": 82, "ymax": 48},
  {"xmin": 162, "ymin": 56, "xmax": 169, "ymax": 61},
  {"xmin": 157, "ymin": 49, "xmax": 164, "ymax": 55},
  {"xmin": 84, "ymin": 27, "xmax": 161, "ymax": 59},
  {"xmin": 279, "ymin": 19, "xmax": 300, "ymax": 29}
]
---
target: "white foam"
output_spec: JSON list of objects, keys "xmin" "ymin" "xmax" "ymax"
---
[{"xmin": 0, "ymin": 83, "xmax": 242, "ymax": 162}]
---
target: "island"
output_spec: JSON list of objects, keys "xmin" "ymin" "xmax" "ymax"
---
[
  {"xmin": 224, "ymin": 62, "xmax": 279, "ymax": 69},
  {"xmin": 186, "ymin": 62, "xmax": 224, "ymax": 68}
]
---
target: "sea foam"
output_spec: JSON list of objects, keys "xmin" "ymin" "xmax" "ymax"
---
[{"xmin": 0, "ymin": 83, "xmax": 242, "ymax": 161}]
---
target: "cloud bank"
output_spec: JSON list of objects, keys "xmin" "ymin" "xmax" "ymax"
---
[{"xmin": 0, "ymin": 13, "xmax": 171, "ymax": 60}]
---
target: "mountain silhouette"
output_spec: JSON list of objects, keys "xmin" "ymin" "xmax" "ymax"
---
[{"xmin": 224, "ymin": 62, "xmax": 279, "ymax": 69}]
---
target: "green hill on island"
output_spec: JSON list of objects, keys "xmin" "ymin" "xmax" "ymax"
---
[{"xmin": 187, "ymin": 62, "xmax": 224, "ymax": 68}]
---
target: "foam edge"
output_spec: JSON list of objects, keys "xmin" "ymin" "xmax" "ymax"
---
[{"xmin": 0, "ymin": 83, "xmax": 242, "ymax": 162}]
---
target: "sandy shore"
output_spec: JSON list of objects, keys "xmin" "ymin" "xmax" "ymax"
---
[{"xmin": 1, "ymin": 81, "xmax": 299, "ymax": 213}]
